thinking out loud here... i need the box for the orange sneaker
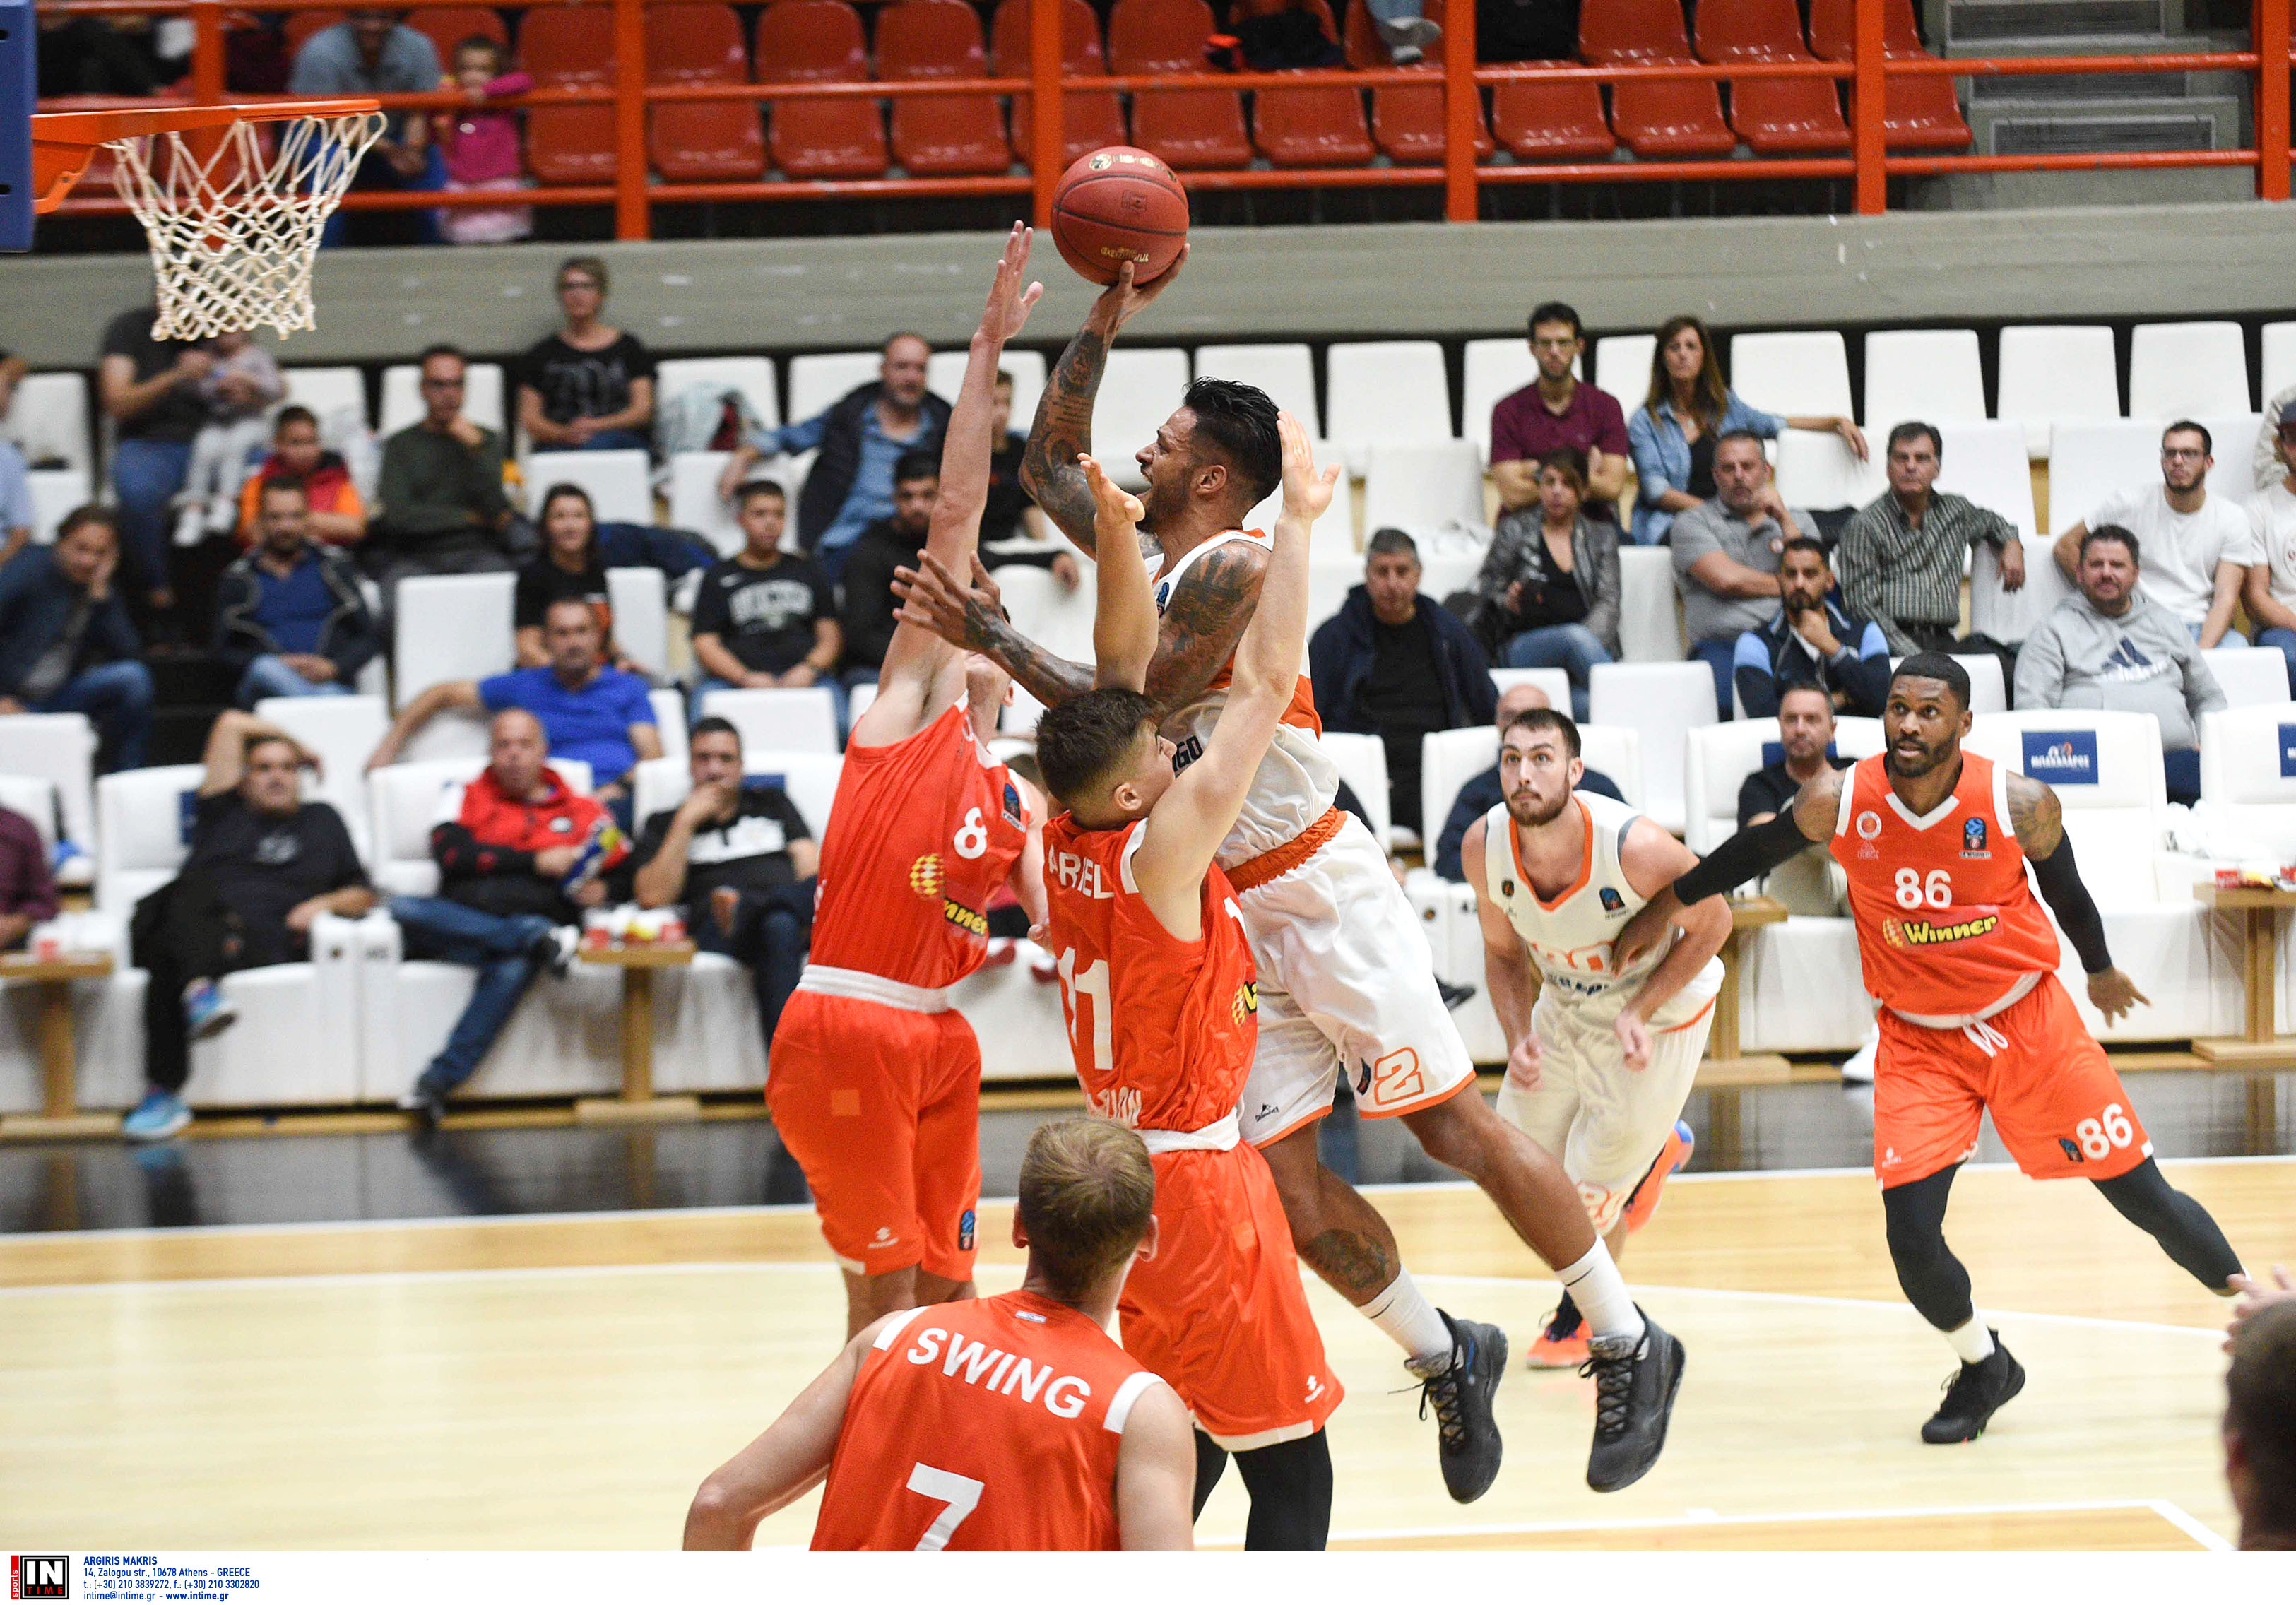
[1622,1120,1695,1236]
[1525,1299,1589,1369]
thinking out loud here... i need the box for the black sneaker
[397,1080,448,1130]
[1412,1309,1508,1503]
[1436,979,1477,1011]
[1582,1308,1685,1493]
[1920,1335,2024,1443]
[527,925,579,980]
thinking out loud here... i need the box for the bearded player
[899,264,1683,1498]
[767,226,1048,1342]
[1618,654,2244,1443]
[1461,707,1720,1373]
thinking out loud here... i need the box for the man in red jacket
[392,707,628,1125]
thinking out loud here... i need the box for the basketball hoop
[28,98,386,342]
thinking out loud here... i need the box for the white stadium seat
[1325,341,1451,468]
[786,351,883,423]
[1419,726,1499,865]
[2129,321,2250,420]
[997,563,1099,667]
[2047,420,2165,530]
[1588,661,1715,834]
[698,686,840,756]
[1194,344,1319,437]
[523,449,651,524]
[1996,325,2119,458]
[1773,427,1884,510]
[0,775,57,856]
[281,366,369,432]
[1729,331,1852,420]
[27,468,90,543]
[0,711,98,852]
[1489,666,1570,709]
[392,571,515,709]
[1361,440,1486,537]
[2201,647,2290,709]
[1934,420,2039,541]
[2262,322,2296,409]
[1614,545,1681,663]
[2,371,93,474]
[653,355,780,437]
[1242,438,1353,557]
[2200,704,2296,858]
[1460,338,1543,463]
[650,689,689,764]
[928,348,1044,435]
[1862,329,1986,430]
[1593,333,1655,403]
[606,567,668,682]
[1970,535,2075,646]
[666,451,744,555]
[1304,552,1363,651]
[1319,731,1395,848]
[1091,349,1190,490]
[379,360,506,438]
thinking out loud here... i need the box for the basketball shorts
[1118,1142,1341,1450]
[1874,973,2153,1188]
[1233,812,1477,1147]
[1496,986,1715,1233]
[768,989,983,1281]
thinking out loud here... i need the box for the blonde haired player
[1462,708,1720,1380]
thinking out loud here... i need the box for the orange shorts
[1875,973,2153,1188]
[768,988,983,1281]
[1118,1142,1340,1451]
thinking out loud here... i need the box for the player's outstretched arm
[1082,454,1155,691]
[2011,772,2150,1023]
[1614,764,1845,966]
[1614,819,1733,1071]
[682,1324,873,1548]
[1461,812,1544,1093]
[1113,1380,1197,1550]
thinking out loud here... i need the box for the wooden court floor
[2,1156,2284,1551]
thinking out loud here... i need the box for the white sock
[1946,1315,1996,1365]
[1361,1271,1454,1371]
[1558,1240,1645,1344]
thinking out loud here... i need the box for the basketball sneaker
[1411,1310,1508,1503]
[1920,1334,2024,1444]
[1526,1293,1589,1369]
[1621,1120,1696,1235]
[1582,1308,1686,1493]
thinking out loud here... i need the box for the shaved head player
[1618,654,2244,1443]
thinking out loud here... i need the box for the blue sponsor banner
[2021,729,2099,786]
[2280,723,2296,778]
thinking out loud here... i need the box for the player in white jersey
[1462,706,1729,1370]
[894,257,1688,1498]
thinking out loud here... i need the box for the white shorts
[1235,812,1478,1147]
[1495,988,1713,1233]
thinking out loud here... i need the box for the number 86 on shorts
[2073,1102,2136,1162]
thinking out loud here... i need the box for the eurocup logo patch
[958,1209,977,1251]
[1155,581,1172,615]
[1962,817,1989,858]
[1599,887,1626,912]
[2021,730,2098,785]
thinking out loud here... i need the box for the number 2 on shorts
[906,1462,985,1550]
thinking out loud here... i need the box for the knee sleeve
[1231,1431,1333,1551]
[2093,1159,2244,1292]
[1881,1167,1976,1332]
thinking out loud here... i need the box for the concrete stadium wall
[6,201,2295,368]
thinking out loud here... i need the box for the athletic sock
[1558,1239,1645,1344]
[1945,1314,1996,1365]
[1362,1271,1454,1370]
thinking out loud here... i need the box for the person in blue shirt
[1623,315,1864,546]
[367,596,662,827]
[290,10,446,247]
[214,478,381,706]
[0,437,35,569]
[713,333,952,583]
[0,506,153,772]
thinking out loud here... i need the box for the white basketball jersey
[1152,530,1339,870]
[1481,791,1721,1024]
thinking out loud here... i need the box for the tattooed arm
[1019,251,1190,553]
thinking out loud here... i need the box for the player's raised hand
[2225,1265,2295,1351]
[892,549,1000,655]
[1277,410,1339,524]
[976,222,1043,348]
[2087,967,2149,1025]
[1505,1031,1543,1093]
[1079,454,1144,547]
[1614,1010,1653,1074]
[1091,249,1188,331]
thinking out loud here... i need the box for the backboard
[1,0,31,252]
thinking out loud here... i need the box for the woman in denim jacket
[1625,316,1864,545]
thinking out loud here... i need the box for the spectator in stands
[516,257,656,454]
[1431,682,1623,881]
[837,449,938,693]
[0,798,57,954]
[390,709,626,1127]
[1626,314,1864,546]
[2256,387,2296,493]
[1836,422,2025,663]
[1737,683,1854,918]
[370,345,519,601]
[290,10,443,248]
[982,370,1079,588]
[369,597,661,827]
[2056,421,2252,649]
[232,405,366,548]
[690,481,843,725]
[1671,432,1806,718]
[1361,0,1440,63]
[1734,535,1890,720]
[718,333,951,582]
[2244,403,2296,694]
[434,35,534,246]
[172,330,284,545]
[2225,1298,2296,1551]
[0,434,32,569]
[627,716,818,1046]
[1310,528,1497,837]
[98,303,207,619]
[2018,526,2225,805]
[514,485,642,673]
[1468,446,1619,721]
[0,350,21,420]
[123,711,373,1142]
[215,479,381,706]
[1491,302,1630,526]
[0,507,153,773]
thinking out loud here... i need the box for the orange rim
[29,97,382,214]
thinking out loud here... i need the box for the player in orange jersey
[767,225,1049,1341]
[685,1118,1197,1551]
[1024,418,1348,1547]
[1620,654,2244,1444]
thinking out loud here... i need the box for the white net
[107,110,388,343]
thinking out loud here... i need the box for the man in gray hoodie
[2015,524,2225,803]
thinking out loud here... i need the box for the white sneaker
[1840,1034,1878,1084]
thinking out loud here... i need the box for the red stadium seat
[991,0,1128,164]
[1238,0,1373,168]
[403,8,507,70]
[1339,0,1491,162]
[878,0,1012,176]
[522,6,617,186]
[1579,0,1736,158]
[1491,68,1616,161]
[756,0,889,179]
[1695,0,1849,154]
[646,3,764,181]
[1109,0,1250,170]
[1806,0,1973,149]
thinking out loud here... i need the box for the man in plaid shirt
[1835,422,2025,658]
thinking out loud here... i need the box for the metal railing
[31,0,2296,237]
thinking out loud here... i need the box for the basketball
[1048,146,1190,286]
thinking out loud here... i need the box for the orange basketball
[1048,147,1190,286]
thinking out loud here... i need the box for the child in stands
[435,35,533,246]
